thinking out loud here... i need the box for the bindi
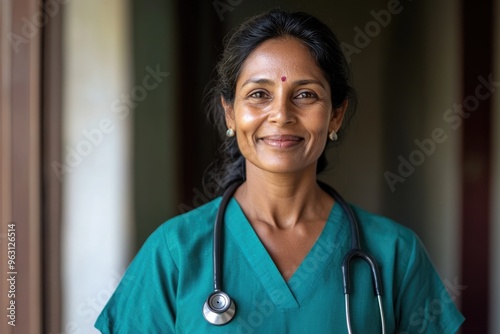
[281,76,287,82]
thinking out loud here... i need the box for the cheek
[239,112,260,127]
[233,107,258,152]
[310,130,328,152]
[234,104,265,132]
[306,114,331,135]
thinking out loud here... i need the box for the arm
[395,233,464,334]
[95,223,178,333]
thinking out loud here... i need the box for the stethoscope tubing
[318,181,385,333]
[212,181,240,292]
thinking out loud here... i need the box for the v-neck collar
[224,197,348,310]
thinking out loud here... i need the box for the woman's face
[223,37,346,176]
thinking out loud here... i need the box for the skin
[222,37,348,281]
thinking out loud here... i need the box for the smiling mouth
[260,135,304,148]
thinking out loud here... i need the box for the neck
[234,162,333,230]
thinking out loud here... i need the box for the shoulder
[139,197,221,250]
[153,197,222,263]
[349,207,466,332]
[95,197,225,333]
[161,197,222,234]
[350,204,418,249]
[348,204,428,286]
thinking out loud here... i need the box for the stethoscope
[202,181,386,334]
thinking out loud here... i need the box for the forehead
[237,37,326,84]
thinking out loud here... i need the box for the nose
[268,95,295,126]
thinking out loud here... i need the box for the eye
[295,91,317,99]
[249,90,269,99]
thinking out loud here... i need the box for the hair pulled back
[203,8,357,196]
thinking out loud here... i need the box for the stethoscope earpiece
[202,290,236,325]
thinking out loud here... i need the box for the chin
[250,160,316,175]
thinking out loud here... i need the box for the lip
[259,135,304,148]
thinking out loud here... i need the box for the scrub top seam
[161,223,180,274]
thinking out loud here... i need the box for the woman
[96,9,464,333]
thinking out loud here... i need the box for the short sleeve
[396,233,465,333]
[95,224,178,333]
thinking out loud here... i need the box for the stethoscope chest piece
[202,290,236,325]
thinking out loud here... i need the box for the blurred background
[0,0,498,333]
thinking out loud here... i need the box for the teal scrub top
[95,197,464,333]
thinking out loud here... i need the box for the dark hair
[203,8,357,196]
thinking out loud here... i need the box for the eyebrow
[241,78,275,87]
[293,79,325,88]
[240,78,325,88]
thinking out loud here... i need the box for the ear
[221,96,235,130]
[329,99,348,132]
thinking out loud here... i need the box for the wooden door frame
[0,0,63,333]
